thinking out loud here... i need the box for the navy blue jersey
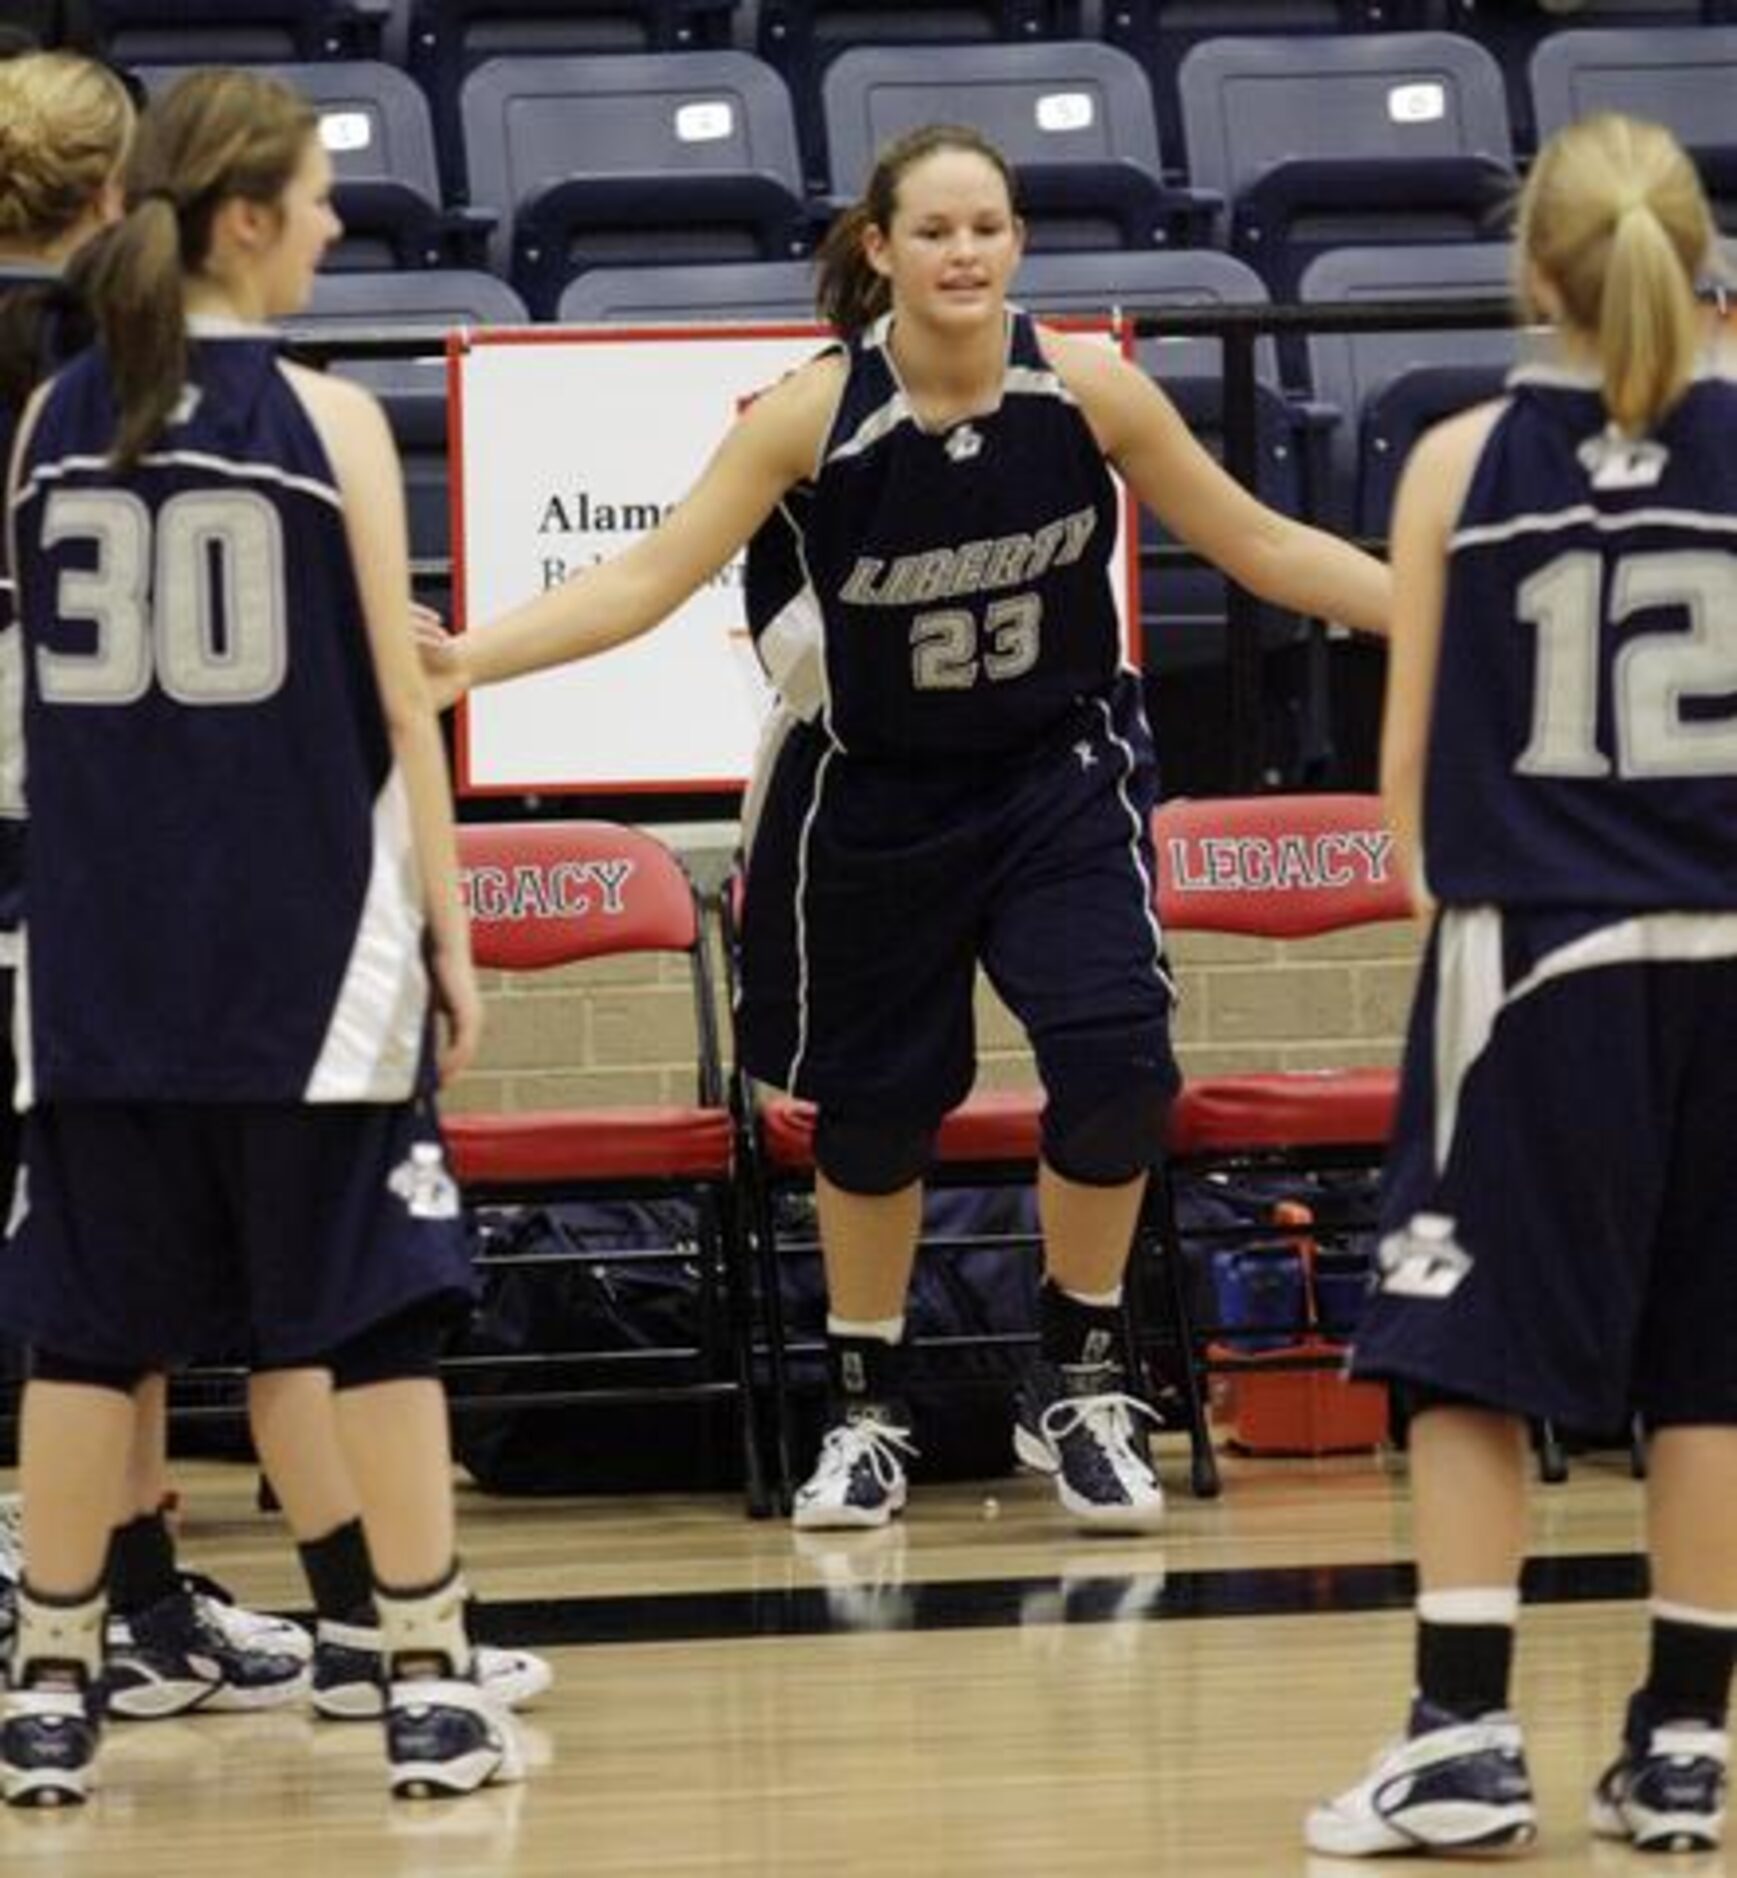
[744,309,1124,761]
[0,263,85,949]
[1425,366,1737,909]
[12,321,428,1102]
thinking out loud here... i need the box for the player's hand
[416,618,470,712]
[431,938,484,1087]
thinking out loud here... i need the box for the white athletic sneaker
[1590,1718,1728,1854]
[1014,1361,1165,1533]
[791,1410,916,1531]
[1306,1701,1538,1857]
[313,1620,552,1720]
[386,1675,525,1800]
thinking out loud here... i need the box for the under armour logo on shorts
[1377,1212,1472,1299]
[387,1143,460,1220]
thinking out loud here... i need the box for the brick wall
[444,834,1427,1114]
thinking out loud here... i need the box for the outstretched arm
[438,354,842,700]
[1045,330,1392,639]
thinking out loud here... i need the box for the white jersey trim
[304,768,429,1102]
[1431,906,1737,1171]
[826,393,908,467]
[1090,685,1174,1003]
[15,448,341,515]
[0,623,22,821]
[756,503,827,724]
[786,741,839,1093]
[12,926,32,1112]
[1451,503,1737,553]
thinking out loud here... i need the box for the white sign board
[451,322,1138,798]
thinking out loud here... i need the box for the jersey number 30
[1519,547,1737,778]
[36,488,288,707]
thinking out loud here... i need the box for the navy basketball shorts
[1353,905,1737,1430]
[736,670,1179,1133]
[0,1095,476,1371]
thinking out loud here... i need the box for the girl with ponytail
[1,66,526,1806]
[1310,115,1737,1860]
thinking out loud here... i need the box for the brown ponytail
[76,67,317,468]
[1517,113,1713,435]
[814,123,1018,339]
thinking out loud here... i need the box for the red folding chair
[442,821,771,1517]
[1148,793,1412,1498]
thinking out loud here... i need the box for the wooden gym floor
[0,1438,1713,1877]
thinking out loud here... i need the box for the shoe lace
[807,1415,917,1497]
[1039,1392,1160,1481]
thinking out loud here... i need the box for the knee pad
[812,1111,937,1196]
[326,1297,462,1392]
[30,1347,150,1394]
[1042,1083,1172,1187]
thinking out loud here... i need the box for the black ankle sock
[105,1511,179,1616]
[1416,1620,1515,1721]
[1630,1616,1737,1743]
[297,1518,376,1626]
[825,1334,905,1416]
[1038,1280,1126,1374]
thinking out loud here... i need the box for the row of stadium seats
[123,30,1737,317]
[290,228,1736,577]
[59,2,1737,181]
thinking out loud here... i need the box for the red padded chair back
[459,821,698,968]
[1153,794,1413,939]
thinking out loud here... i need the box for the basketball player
[1307,115,1737,1857]
[1,68,520,1804]
[423,124,1389,1535]
[0,49,549,1737]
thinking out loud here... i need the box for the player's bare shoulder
[1033,321,1124,395]
[1032,319,1155,454]
[280,357,395,490]
[738,344,847,483]
[1401,396,1508,534]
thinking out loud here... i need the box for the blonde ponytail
[1517,113,1713,435]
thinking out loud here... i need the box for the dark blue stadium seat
[820,40,1204,251]
[286,270,530,564]
[407,1,742,199]
[557,258,820,324]
[759,2,1070,188]
[131,61,476,273]
[459,51,809,316]
[1444,1,1735,150]
[1299,242,1519,534]
[1529,27,1737,229]
[90,0,382,61]
[1094,0,1433,172]
[1179,32,1516,301]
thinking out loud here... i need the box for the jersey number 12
[1518,547,1737,779]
